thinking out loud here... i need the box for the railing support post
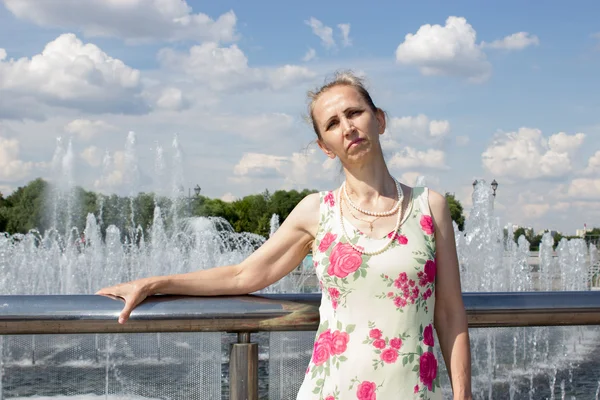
[229,332,258,400]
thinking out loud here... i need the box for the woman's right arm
[96,192,321,323]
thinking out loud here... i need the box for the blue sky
[0,0,599,235]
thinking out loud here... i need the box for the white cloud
[388,147,447,170]
[80,146,103,167]
[395,16,492,83]
[154,87,188,111]
[221,192,236,202]
[481,128,585,180]
[521,203,551,219]
[567,178,600,199]
[398,172,440,188]
[2,0,238,44]
[583,151,600,175]
[158,42,316,92]
[456,135,470,146]
[201,112,295,141]
[0,136,34,181]
[305,17,335,48]
[233,153,288,178]
[338,23,352,47]
[548,131,586,153]
[382,114,451,150]
[0,33,147,114]
[481,32,540,50]
[65,119,116,141]
[232,148,334,187]
[303,48,316,62]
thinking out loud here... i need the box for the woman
[97,71,472,399]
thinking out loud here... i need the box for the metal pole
[229,332,258,400]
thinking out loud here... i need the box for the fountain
[0,136,598,399]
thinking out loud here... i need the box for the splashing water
[0,145,598,399]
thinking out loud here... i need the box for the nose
[340,116,355,137]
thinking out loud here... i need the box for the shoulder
[426,189,448,212]
[397,180,448,221]
[294,191,322,211]
[424,188,452,228]
[285,191,324,237]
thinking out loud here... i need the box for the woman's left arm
[429,190,472,400]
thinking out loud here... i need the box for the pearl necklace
[342,179,403,217]
[338,185,406,256]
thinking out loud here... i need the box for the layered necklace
[339,178,405,256]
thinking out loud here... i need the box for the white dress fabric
[296,185,443,400]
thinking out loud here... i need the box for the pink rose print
[423,324,434,347]
[373,339,386,349]
[319,232,337,252]
[380,348,398,364]
[387,232,408,245]
[420,215,434,235]
[331,330,349,355]
[369,328,382,339]
[419,351,438,391]
[423,288,432,300]
[389,337,402,350]
[414,385,419,393]
[325,396,335,400]
[324,191,335,207]
[424,260,436,283]
[328,287,340,309]
[393,296,407,308]
[356,381,377,400]
[327,242,363,278]
[311,329,332,366]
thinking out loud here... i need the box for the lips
[347,138,364,149]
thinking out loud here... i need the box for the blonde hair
[306,70,383,139]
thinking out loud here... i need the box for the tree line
[3,178,593,251]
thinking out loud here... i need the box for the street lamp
[187,184,201,215]
[491,179,498,197]
[472,179,499,207]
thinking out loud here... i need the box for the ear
[376,108,386,135]
[317,139,337,159]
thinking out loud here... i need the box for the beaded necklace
[338,179,407,256]
[342,179,403,217]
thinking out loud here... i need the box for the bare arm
[429,190,472,400]
[97,192,320,323]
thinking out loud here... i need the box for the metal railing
[1,291,600,399]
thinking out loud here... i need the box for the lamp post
[473,179,499,208]
[187,184,202,215]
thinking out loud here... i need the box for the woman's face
[313,85,385,165]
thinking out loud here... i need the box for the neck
[342,156,396,202]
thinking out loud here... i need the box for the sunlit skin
[96,83,472,399]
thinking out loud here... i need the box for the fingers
[95,286,141,324]
[118,294,145,324]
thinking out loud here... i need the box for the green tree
[232,193,269,235]
[2,178,49,234]
[445,193,465,231]
[585,228,600,246]
[0,191,7,232]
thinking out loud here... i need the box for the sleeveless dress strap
[415,186,431,217]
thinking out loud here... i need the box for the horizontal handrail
[0,291,599,335]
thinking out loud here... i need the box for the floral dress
[296,186,442,400]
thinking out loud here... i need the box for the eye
[326,119,338,130]
[348,109,362,118]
